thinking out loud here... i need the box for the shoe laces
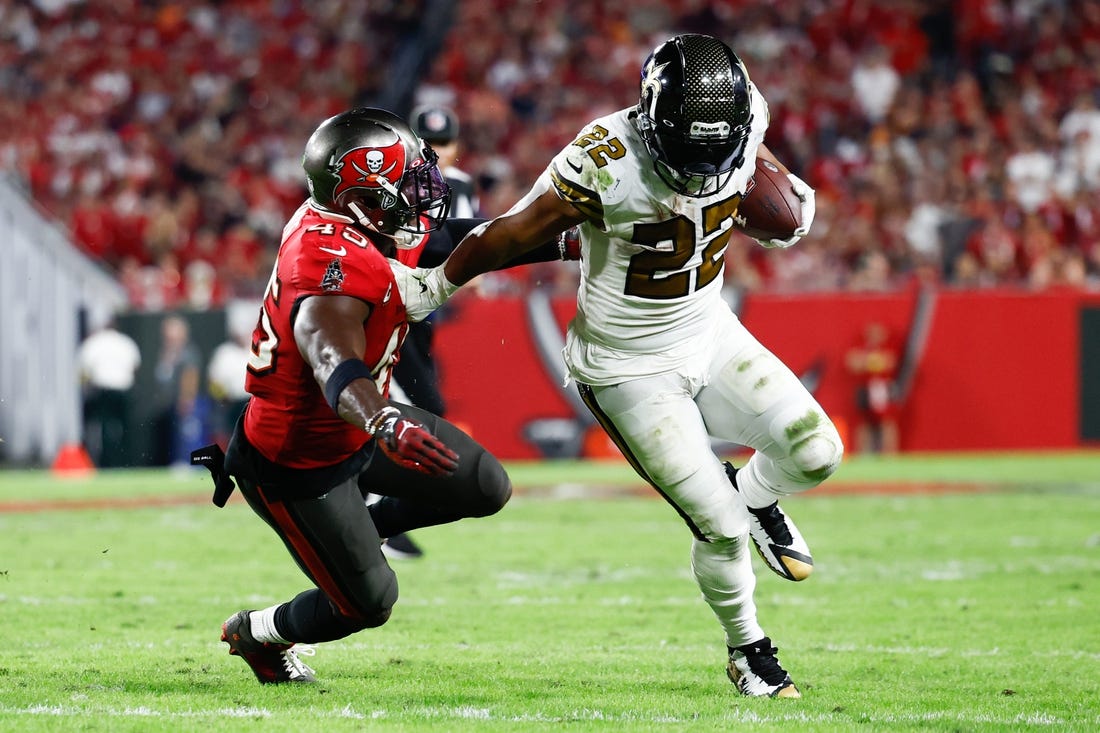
[281,644,316,679]
[726,463,795,547]
[749,503,794,546]
[733,639,788,687]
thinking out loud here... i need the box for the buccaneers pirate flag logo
[330,139,407,208]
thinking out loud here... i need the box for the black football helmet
[636,34,754,196]
[302,107,451,237]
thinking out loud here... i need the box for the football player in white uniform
[396,34,843,698]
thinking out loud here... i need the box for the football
[735,158,802,241]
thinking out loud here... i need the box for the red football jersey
[242,202,425,468]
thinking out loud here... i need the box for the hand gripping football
[735,158,803,241]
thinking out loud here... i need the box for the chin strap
[345,203,425,250]
[346,201,380,231]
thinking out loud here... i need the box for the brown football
[735,158,802,241]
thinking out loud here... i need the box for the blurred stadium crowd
[4,0,1100,311]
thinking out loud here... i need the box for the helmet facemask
[336,145,451,241]
[638,113,752,196]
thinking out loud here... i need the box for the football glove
[389,260,460,323]
[756,173,816,249]
[559,226,581,260]
[373,409,459,476]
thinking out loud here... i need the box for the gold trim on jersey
[550,164,604,223]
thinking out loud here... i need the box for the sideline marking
[0,481,997,514]
[0,493,227,514]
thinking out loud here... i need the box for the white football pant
[579,308,843,647]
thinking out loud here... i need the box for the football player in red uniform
[197,107,572,684]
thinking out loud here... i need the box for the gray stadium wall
[0,177,127,466]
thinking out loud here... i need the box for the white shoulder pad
[549,111,639,214]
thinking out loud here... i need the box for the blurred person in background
[206,300,257,445]
[398,104,483,418]
[411,105,480,220]
[151,314,206,468]
[201,107,575,685]
[845,321,901,454]
[78,314,142,468]
[396,34,843,698]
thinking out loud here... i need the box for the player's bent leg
[365,404,512,526]
[733,404,843,503]
[463,446,512,517]
[722,406,840,582]
[232,475,399,625]
[278,489,399,634]
[581,376,798,692]
[748,403,840,581]
[227,513,398,686]
[699,340,844,499]
[698,329,842,581]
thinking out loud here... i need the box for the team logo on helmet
[640,59,668,118]
[330,141,407,206]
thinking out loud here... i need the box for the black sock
[276,589,364,643]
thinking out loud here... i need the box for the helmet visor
[398,150,451,233]
[655,119,750,178]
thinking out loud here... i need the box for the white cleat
[725,462,814,581]
[727,637,801,698]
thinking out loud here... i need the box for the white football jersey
[545,85,769,385]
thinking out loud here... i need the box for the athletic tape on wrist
[365,406,401,436]
[324,359,374,412]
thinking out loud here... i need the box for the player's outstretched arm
[393,188,585,322]
[445,188,585,286]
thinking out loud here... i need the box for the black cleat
[221,610,316,684]
[382,532,424,560]
[727,637,801,698]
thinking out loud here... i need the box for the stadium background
[1,0,1099,466]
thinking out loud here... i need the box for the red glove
[560,226,581,260]
[374,411,459,476]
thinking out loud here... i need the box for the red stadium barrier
[433,289,1100,458]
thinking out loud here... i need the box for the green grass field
[1,452,1098,731]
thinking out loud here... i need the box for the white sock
[690,536,764,648]
[735,454,784,509]
[249,605,291,644]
